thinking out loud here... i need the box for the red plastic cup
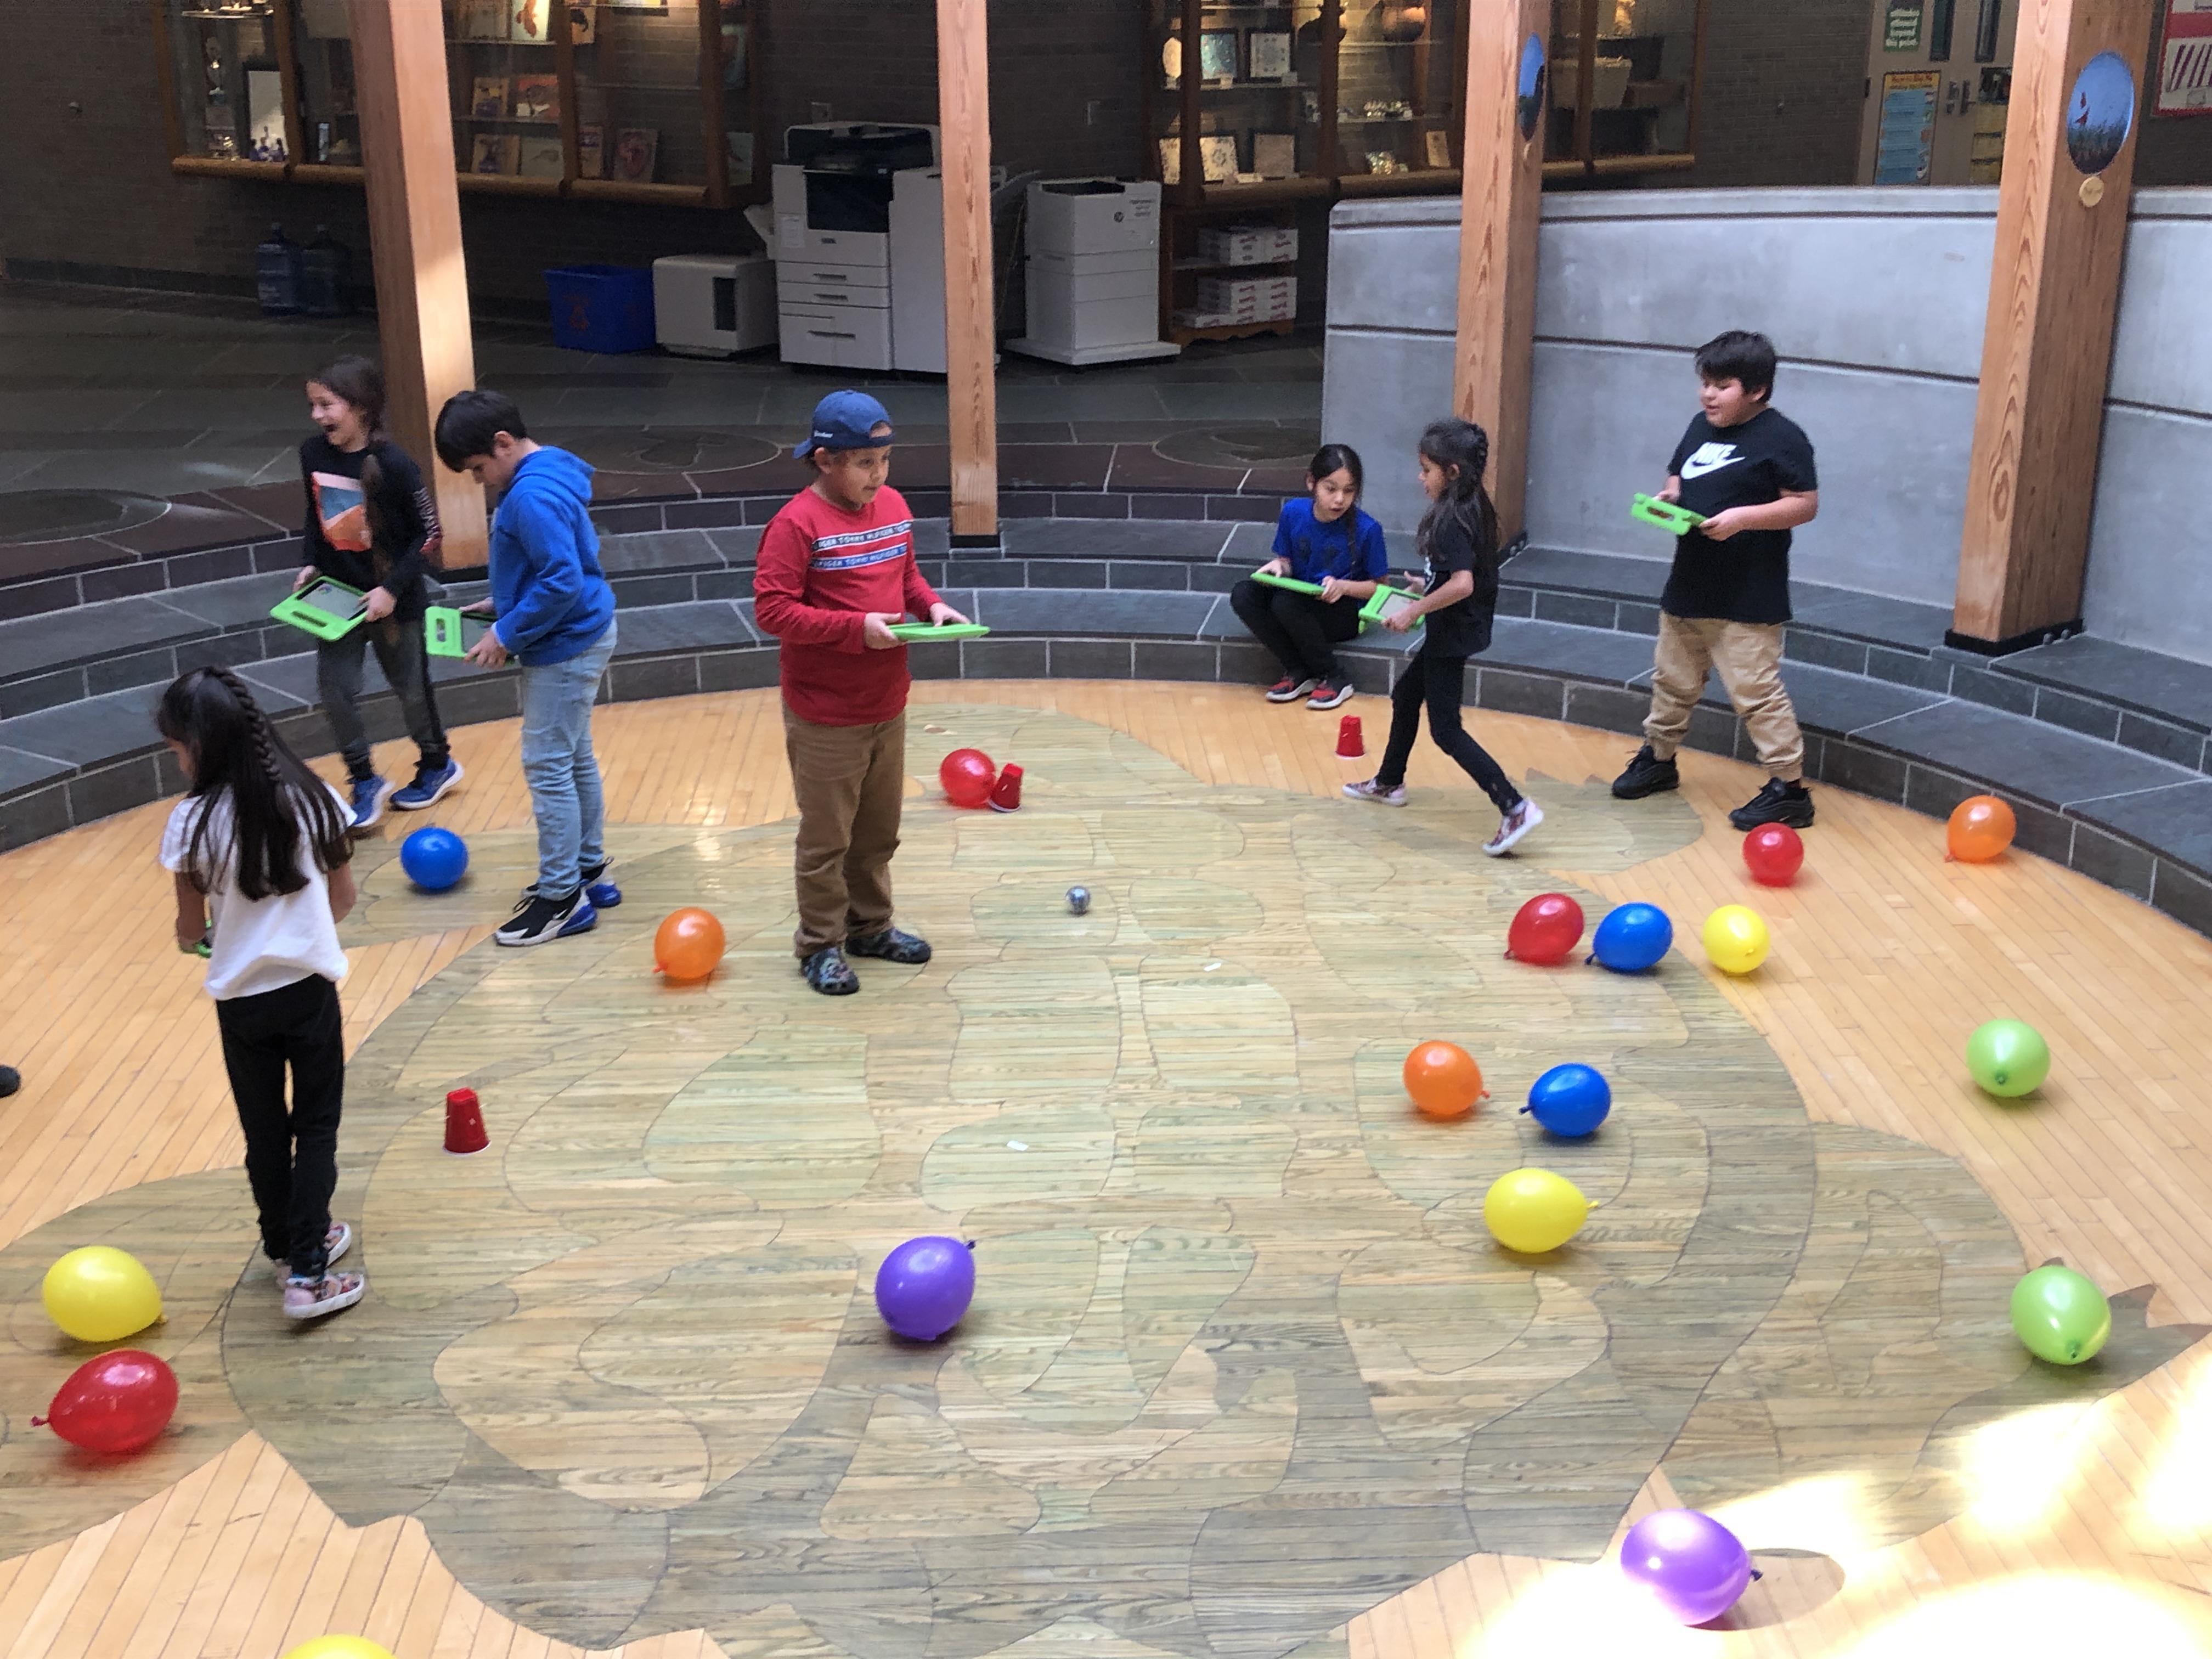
[988,762,1024,812]
[444,1087,488,1155]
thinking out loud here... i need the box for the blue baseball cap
[794,390,896,459]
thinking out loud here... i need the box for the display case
[1546,0,1706,180]
[153,0,766,207]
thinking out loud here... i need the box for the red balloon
[36,1350,178,1454]
[939,748,997,809]
[1742,824,1804,886]
[1505,893,1585,964]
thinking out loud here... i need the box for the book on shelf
[459,0,506,41]
[470,132,520,173]
[510,0,550,44]
[578,123,605,177]
[518,136,565,178]
[1199,29,1238,82]
[1252,132,1296,178]
[567,2,596,44]
[512,72,558,120]
[1200,134,1238,182]
[470,76,509,119]
[613,127,658,183]
[1249,31,1293,80]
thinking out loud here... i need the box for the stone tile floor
[0,281,1325,505]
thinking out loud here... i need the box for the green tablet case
[269,576,370,641]
[1630,493,1707,534]
[424,606,494,659]
[889,622,992,642]
[1250,569,1424,633]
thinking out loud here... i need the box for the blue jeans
[518,619,617,898]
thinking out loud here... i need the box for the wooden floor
[2,681,2211,1658]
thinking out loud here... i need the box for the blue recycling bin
[545,264,657,353]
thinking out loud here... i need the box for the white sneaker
[267,1219,352,1280]
[284,1269,366,1321]
[1484,798,1543,856]
[1343,777,1407,808]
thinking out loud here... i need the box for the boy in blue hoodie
[435,390,621,947]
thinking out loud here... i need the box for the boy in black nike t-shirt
[1612,330,1820,831]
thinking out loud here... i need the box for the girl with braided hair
[157,666,369,1321]
[1344,418,1543,856]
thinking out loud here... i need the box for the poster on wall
[1875,70,1939,183]
[2157,0,2212,115]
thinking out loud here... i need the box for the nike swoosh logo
[1679,444,1743,481]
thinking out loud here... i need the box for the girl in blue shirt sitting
[1231,443,1391,710]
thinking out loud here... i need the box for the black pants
[1229,578,1365,682]
[1376,644,1523,812]
[317,615,449,781]
[215,973,345,1278]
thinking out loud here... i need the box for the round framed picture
[2065,50,2135,176]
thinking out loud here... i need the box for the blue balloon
[875,1235,976,1341]
[399,826,470,892]
[1522,1063,1612,1137]
[1589,902,1672,972]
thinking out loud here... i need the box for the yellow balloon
[42,1245,162,1342]
[1701,904,1771,975]
[283,1638,397,1659]
[1483,1168,1590,1253]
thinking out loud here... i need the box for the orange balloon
[1403,1040,1485,1120]
[1946,795,2016,864]
[654,907,726,982]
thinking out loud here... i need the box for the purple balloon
[874,1235,976,1341]
[1619,1508,1752,1625]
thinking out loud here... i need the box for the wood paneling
[1453,0,1548,540]
[1953,0,2157,647]
[346,0,487,569]
[3,684,2210,1659]
[936,0,999,539]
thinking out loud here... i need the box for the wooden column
[936,0,998,541]
[1453,0,1548,543]
[347,0,485,567]
[1951,0,2154,651]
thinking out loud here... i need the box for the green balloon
[2010,1265,2111,1365]
[1966,1019,2050,1098]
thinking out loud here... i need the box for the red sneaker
[1266,675,1319,703]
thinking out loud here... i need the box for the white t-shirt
[160,785,352,1001]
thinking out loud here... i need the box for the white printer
[1007,178,1180,366]
[770,122,947,373]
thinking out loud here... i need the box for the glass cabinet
[154,0,765,207]
[1546,0,1705,179]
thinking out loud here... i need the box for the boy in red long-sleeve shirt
[754,391,969,995]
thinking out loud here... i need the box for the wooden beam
[1952,0,2155,650]
[1452,0,1548,543]
[936,0,998,540]
[346,0,486,569]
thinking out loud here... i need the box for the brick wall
[1674,0,1876,188]
[0,0,1143,308]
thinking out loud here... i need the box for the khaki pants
[784,706,907,958]
[1644,612,1804,782]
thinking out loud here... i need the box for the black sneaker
[1730,778,1815,831]
[1266,675,1319,703]
[1306,680,1353,711]
[847,927,932,965]
[1611,744,1681,800]
[494,888,598,947]
[802,945,860,995]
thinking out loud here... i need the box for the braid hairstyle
[309,353,395,580]
[1415,416,1501,577]
[157,667,352,901]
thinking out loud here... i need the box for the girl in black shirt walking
[1344,419,1542,857]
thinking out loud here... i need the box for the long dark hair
[309,353,394,573]
[157,667,352,901]
[1415,417,1500,571]
[1307,442,1364,501]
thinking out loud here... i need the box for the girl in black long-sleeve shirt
[296,354,461,829]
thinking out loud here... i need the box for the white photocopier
[1007,178,1180,366]
[770,122,948,373]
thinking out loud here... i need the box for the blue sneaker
[348,775,389,831]
[494,889,598,947]
[391,758,464,811]
[582,859,622,910]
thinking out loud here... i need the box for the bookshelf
[153,0,767,208]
